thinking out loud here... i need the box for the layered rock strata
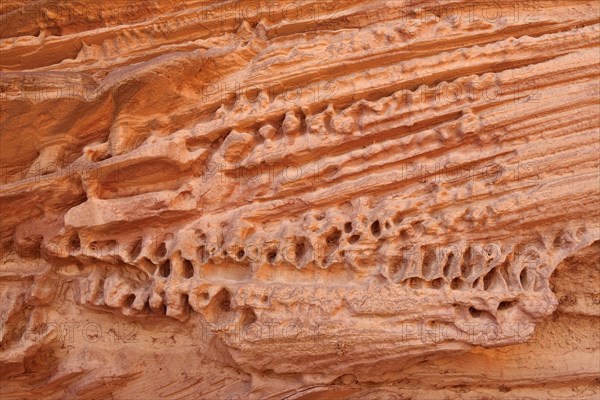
[1,1,599,399]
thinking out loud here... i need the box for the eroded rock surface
[1,1,599,399]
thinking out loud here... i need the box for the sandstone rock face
[1,1,599,399]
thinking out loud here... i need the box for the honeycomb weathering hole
[498,301,515,311]
[216,289,232,312]
[241,307,257,327]
[295,240,307,262]
[344,222,352,233]
[236,249,245,260]
[443,254,453,277]
[520,268,532,290]
[370,220,381,237]
[5,5,599,396]
[460,248,473,278]
[197,245,208,262]
[183,259,194,278]
[129,238,142,259]
[181,294,190,312]
[125,294,135,308]
[159,260,171,278]
[326,228,341,247]
[431,278,443,288]
[451,278,461,290]
[69,234,81,252]
[469,307,481,318]
[155,242,167,258]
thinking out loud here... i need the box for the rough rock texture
[1,1,599,399]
